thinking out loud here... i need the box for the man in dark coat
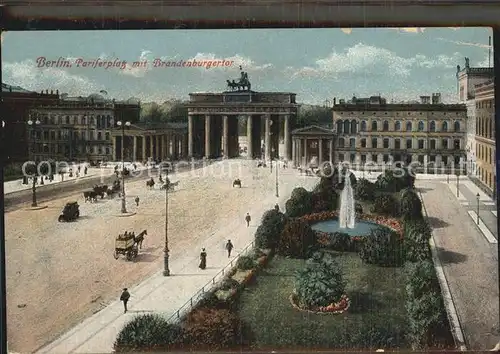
[225,240,234,258]
[135,196,140,206]
[120,288,130,313]
[245,213,251,227]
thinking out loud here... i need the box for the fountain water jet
[338,170,356,229]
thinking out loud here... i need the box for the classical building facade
[474,80,496,196]
[186,92,297,160]
[332,95,467,169]
[26,94,140,163]
[457,58,494,175]
[110,122,188,162]
[291,125,335,167]
[2,84,59,163]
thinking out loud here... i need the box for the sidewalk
[36,166,318,353]
[419,180,499,350]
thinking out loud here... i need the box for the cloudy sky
[1,27,492,104]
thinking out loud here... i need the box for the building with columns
[457,58,494,175]
[185,91,297,161]
[291,125,335,167]
[332,94,467,169]
[474,80,496,197]
[110,122,188,162]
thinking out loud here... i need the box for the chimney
[432,93,441,104]
[420,96,430,104]
[333,97,336,105]
[56,89,59,95]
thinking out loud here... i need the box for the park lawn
[238,252,409,350]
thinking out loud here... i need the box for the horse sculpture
[232,179,242,188]
[134,230,147,249]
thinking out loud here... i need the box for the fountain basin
[310,218,385,237]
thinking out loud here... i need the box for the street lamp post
[28,116,41,207]
[476,193,480,225]
[163,167,170,276]
[116,120,131,213]
[456,172,460,198]
[275,157,279,197]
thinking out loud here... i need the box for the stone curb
[24,205,48,211]
[114,212,136,217]
[418,190,468,351]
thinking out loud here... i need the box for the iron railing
[165,240,255,324]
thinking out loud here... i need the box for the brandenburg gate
[185,68,298,161]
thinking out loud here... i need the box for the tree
[354,178,376,201]
[294,252,346,307]
[400,189,423,220]
[295,105,332,129]
[285,187,313,217]
[166,102,188,122]
[255,209,288,249]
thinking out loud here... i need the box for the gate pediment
[291,125,335,136]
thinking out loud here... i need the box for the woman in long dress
[199,248,207,270]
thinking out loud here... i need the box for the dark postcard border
[1,1,500,353]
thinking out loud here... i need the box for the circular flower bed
[290,293,350,314]
[299,211,403,237]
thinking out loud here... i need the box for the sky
[1,27,493,105]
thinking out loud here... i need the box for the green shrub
[371,194,399,216]
[326,232,352,252]
[404,219,432,243]
[404,260,439,299]
[406,291,445,349]
[236,255,255,270]
[285,188,313,217]
[358,227,405,267]
[114,314,183,352]
[278,218,318,258]
[255,209,287,249]
[294,252,346,308]
[355,202,363,214]
[350,326,403,349]
[354,178,376,201]
[219,277,240,291]
[247,248,265,259]
[405,238,431,263]
[400,189,423,220]
[376,168,414,192]
[182,308,242,350]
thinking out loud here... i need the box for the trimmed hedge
[278,218,318,259]
[114,314,183,352]
[371,194,399,216]
[236,255,255,270]
[358,227,405,267]
[354,178,376,201]
[404,218,432,263]
[255,209,288,249]
[400,188,424,220]
[285,187,313,217]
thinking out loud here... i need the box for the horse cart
[114,233,139,261]
[58,202,80,222]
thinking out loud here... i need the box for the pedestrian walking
[135,196,140,206]
[84,166,88,175]
[245,213,251,227]
[225,240,234,258]
[120,288,130,313]
[199,248,207,269]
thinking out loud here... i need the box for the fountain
[338,170,356,229]
[310,169,387,237]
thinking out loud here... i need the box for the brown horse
[134,230,147,249]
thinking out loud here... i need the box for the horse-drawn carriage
[113,230,147,261]
[114,232,139,261]
[58,202,80,222]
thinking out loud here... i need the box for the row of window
[337,137,461,150]
[336,119,462,134]
[34,144,111,156]
[32,113,113,129]
[338,153,462,166]
[476,116,495,139]
[477,143,494,165]
[478,167,495,191]
[476,100,494,109]
[30,130,111,141]
[337,111,462,116]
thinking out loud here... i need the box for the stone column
[292,138,297,166]
[149,135,154,160]
[112,136,117,160]
[284,115,290,160]
[318,139,323,165]
[264,115,271,161]
[162,135,167,160]
[188,115,194,158]
[156,135,161,160]
[304,139,308,166]
[133,136,137,161]
[205,115,211,158]
[329,139,333,162]
[246,115,253,159]
[298,139,303,166]
[142,136,147,162]
[223,115,229,159]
